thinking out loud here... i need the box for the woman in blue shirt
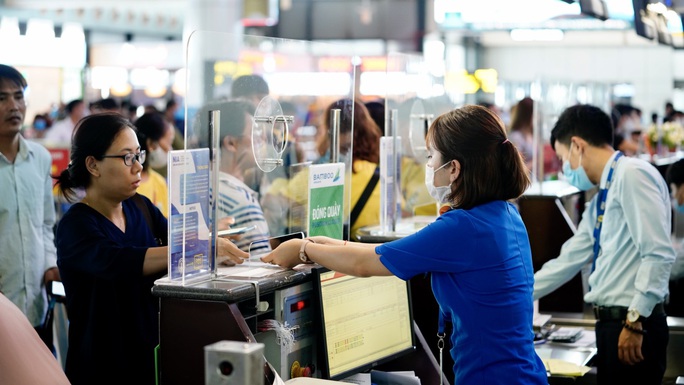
[53,113,248,385]
[263,105,547,385]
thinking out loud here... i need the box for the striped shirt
[217,172,271,255]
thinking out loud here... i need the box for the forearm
[310,236,381,249]
[305,243,391,277]
[143,246,169,275]
[631,255,674,315]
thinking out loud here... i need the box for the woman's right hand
[216,237,249,265]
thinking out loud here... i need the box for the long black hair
[53,113,136,202]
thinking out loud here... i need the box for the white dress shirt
[534,151,675,317]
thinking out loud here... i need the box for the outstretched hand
[217,217,243,241]
[260,239,305,269]
[217,237,249,265]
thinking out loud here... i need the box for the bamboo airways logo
[312,167,341,184]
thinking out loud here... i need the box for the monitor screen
[633,0,657,40]
[311,267,415,380]
[579,0,609,20]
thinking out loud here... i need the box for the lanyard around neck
[591,151,623,274]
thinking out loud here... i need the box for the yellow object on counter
[542,359,592,377]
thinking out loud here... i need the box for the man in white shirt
[44,99,85,144]
[533,104,674,385]
[0,64,60,351]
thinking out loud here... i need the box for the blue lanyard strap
[591,151,623,273]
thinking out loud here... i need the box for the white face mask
[425,161,452,204]
[147,145,168,169]
[621,118,637,133]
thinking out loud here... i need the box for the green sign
[308,163,345,238]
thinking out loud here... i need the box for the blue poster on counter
[168,148,211,281]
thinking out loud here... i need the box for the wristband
[623,322,647,335]
[299,239,315,264]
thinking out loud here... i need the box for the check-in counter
[153,267,310,385]
[539,312,684,382]
[518,181,587,314]
[152,265,447,385]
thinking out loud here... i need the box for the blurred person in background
[134,112,171,217]
[44,98,86,145]
[478,100,503,119]
[611,104,640,156]
[508,97,534,171]
[143,104,159,115]
[365,100,386,136]
[121,100,139,123]
[264,99,382,240]
[22,113,52,139]
[196,99,272,254]
[664,101,676,123]
[231,74,269,107]
[328,98,382,238]
[90,98,120,114]
[164,98,185,151]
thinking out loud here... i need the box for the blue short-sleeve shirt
[376,200,546,385]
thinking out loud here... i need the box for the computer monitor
[311,267,415,380]
[579,0,609,21]
[633,0,657,40]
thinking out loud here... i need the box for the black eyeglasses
[101,150,146,166]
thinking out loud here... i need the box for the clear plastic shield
[165,31,356,283]
[383,52,452,219]
[497,79,612,183]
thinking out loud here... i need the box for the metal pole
[209,109,220,276]
[330,109,341,163]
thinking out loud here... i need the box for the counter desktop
[153,261,446,385]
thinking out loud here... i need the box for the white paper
[340,373,371,385]
[217,263,282,278]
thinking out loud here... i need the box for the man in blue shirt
[0,64,60,350]
[534,104,675,385]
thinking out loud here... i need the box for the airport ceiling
[2,0,684,41]
[0,0,189,38]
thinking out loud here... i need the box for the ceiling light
[0,17,20,38]
[26,18,54,39]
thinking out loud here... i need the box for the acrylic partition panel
[533,81,612,182]
[383,52,453,226]
[166,31,356,283]
[498,80,612,183]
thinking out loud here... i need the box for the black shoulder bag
[131,193,164,246]
[349,165,380,232]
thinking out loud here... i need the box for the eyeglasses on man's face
[101,150,146,166]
